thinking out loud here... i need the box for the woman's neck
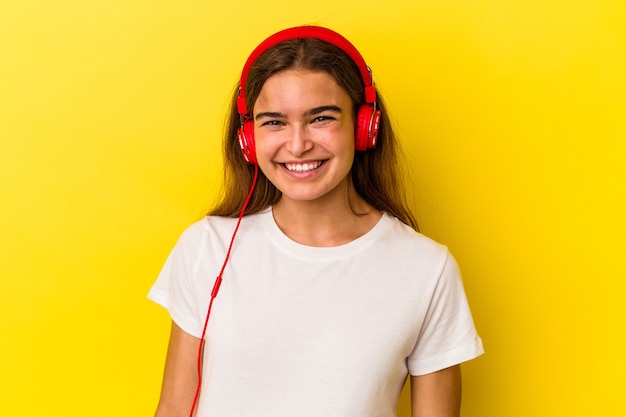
[271,191,382,247]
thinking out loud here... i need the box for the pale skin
[154,69,462,417]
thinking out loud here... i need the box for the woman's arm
[154,321,202,417]
[410,365,462,417]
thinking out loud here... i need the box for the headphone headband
[237,25,377,116]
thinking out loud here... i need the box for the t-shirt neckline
[259,208,394,261]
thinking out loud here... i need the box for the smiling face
[253,69,356,207]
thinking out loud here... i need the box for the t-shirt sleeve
[147,222,206,338]
[407,251,484,375]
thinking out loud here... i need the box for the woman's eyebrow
[304,105,342,116]
[255,111,286,121]
[254,105,342,121]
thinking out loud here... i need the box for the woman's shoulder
[382,213,451,259]
[383,214,445,245]
[177,210,269,243]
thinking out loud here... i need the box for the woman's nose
[285,126,313,156]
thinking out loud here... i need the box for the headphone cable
[189,164,259,416]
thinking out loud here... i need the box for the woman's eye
[313,115,334,123]
[262,120,283,127]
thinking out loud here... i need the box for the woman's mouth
[283,160,324,173]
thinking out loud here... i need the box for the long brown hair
[208,36,418,231]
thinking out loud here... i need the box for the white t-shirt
[149,209,483,417]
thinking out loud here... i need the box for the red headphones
[236,26,381,165]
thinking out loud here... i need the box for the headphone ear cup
[355,104,381,151]
[237,120,257,164]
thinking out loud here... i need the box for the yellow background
[1,1,624,416]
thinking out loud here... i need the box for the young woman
[149,26,483,417]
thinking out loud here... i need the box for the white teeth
[285,161,322,172]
